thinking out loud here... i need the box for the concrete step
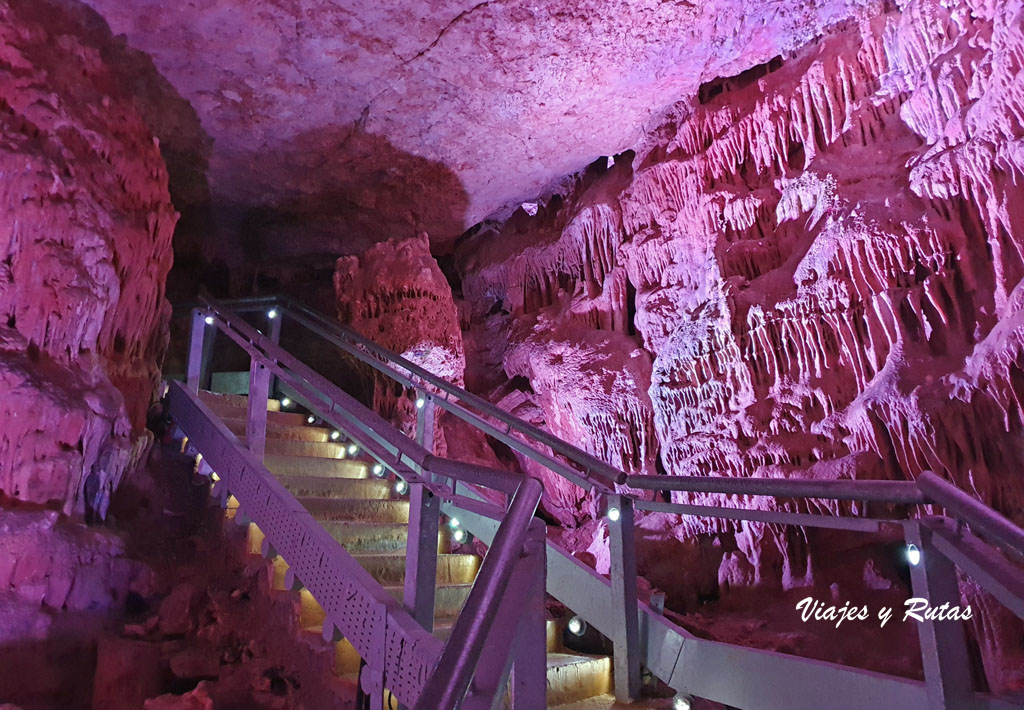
[320,521,449,554]
[546,653,613,706]
[553,695,671,710]
[349,552,479,586]
[299,497,410,524]
[298,583,471,629]
[264,455,369,479]
[279,476,392,500]
[223,417,330,443]
[260,439,349,458]
[199,390,280,411]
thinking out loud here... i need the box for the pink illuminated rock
[457,0,1024,688]
[71,0,879,256]
[0,2,177,513]
[335,233,466,446]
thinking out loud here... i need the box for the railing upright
[405,390,442,633]
[607,494,642,701]
[246,358,270,460]
[905,520,976,710]
[186,308,209,394]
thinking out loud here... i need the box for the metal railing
[170,301,549,709]
[172,295,1024,710]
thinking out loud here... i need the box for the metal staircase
[165,295,1024,710]
[200,389,617,708]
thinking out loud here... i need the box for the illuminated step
[545,653,613,706]
[264,455,369,479]
[298,583,472,629]
[279,476,392,500]
[299,497,410,524]
[319,521,448,554]
[222,417,330,442]
[349,552,479,586]
[260,439,349,458]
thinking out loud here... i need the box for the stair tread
[546,652,611,669]
[552,695,671,710]
[265,454,369,478]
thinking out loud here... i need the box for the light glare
[907,543,922,566]
[268,308,278,319]
[415,397,426,409]
[607,506,621,522]
[204,315,215,325]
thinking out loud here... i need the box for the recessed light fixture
[907,543,922,566]
[567,616,586,636]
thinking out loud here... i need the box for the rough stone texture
[456,0,1024,690]
[0,510,146,611]
[0,1,177,514]
[335,233,467,445]
[72,0,879,263]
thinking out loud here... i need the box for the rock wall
[456,0,1024,689]
[0,2,177,515]
[335,233,465,444]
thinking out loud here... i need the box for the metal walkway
[166,295,1024,710]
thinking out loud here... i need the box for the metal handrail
[279,297,625,488]
[917,472,1024,557]
[175,295,1024,709]
[190,299,547,708]
[414,477,544,709]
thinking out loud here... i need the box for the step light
[371,463,384,477]
[280,397,292,409]
[306,415,316,424]
[606,506,621,522]
[567,616,586,636]
[204,315,215,325]
[330,431,340,441]
[673,695,693,710]
[453,528,468,544]
[395,479,409,496]
[347,443,359,456]
[267,308,278,319]
[907,543,922,566]
[415,397,426,409]
[448,517,460,530]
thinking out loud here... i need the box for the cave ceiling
[78,0,874,250]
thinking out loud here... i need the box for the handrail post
[509,518,547,709]
[404,482,440,632]
[608,494,641,701]
[415,390,436,457]
[905,521,974,709]
[267,305,283,398]
[406,389,441,633]
[186,308,209,394]
[247,358,270,461]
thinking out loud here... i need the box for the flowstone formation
[456,0,1024,690]
[0,3,177,515]
[335,234,466,446]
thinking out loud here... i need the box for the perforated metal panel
[167,383,442,705]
